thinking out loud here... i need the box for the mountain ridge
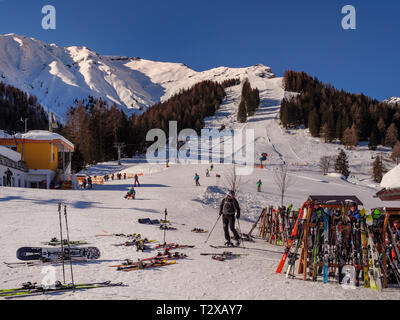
[0,33,275,120]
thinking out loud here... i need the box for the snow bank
[381,164,400,189]
[328,172,346,180]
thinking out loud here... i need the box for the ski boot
[225,241,233,247]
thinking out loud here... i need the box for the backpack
[222,198,236,215]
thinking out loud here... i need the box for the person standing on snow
[256,179,262,192]
[4,168,13,187]
[205,169,210,177]
[134,174,141,187]
[219,190,241,246]
[194,173,200,186]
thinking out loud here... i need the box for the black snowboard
[17,247,101,261]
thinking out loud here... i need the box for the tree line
[63,79,239,171]
[0,82,50,133]
[237,78,260,123]
[280,71,400,150]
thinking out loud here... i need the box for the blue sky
[0,0,399,100]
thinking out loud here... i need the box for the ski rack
[255,206,295,245]
[382,207,400,288]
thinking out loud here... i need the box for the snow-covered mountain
[0,33,275,119]
[383,97,400,105]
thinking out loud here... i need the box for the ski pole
[64,205,75,291]
[58,203,66,284]
[237,218,245,248]
[163,208,168,245]
[204,214,221,244]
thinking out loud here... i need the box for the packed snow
[1,76,400,300]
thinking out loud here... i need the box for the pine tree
[237,100,247,123]
[391,141,400,164]
[385,123,399,148]
[335,149,350,179]
[372,155,385,183]
[368,131,378,150]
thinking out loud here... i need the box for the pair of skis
[0,281,125,298]
[276,201,309,275]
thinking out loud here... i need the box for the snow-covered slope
[2,76,400,299]
[0,33,274,119]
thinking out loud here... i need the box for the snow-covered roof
[14,130,74,150]
[0,145,21,162]
[0,130,13,139]
[381,164,400,189]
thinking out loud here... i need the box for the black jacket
[220,196,241,217]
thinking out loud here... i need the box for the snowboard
[17,246,101,261]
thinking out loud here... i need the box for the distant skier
[87,176,93,189]
[256,179,262,192]
[4,168,13,187]
[124,187,136,199]
[194,173,200,186]
[82,178,87,190]
[205,169,210,177]
[134,174,141,187]
[210,164,214,171]
[219,190,241,246]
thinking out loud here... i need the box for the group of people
[80,176,93,189]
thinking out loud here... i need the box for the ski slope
[1,73,400,300]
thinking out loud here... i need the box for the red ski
[275,201,308,273]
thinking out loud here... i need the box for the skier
[210,164,214,171]
[4,168,12,187]
[347,202,360,222]
[194,173,200,186]
[124,187,136,199]
[82,178,87,190]
[134,174,140,187]
[123,173,127,180]
[256,179,262,192]
[206,169,210,177]
[310,202,324,223]
[219,190,241,246]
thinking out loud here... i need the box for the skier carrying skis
[194,173,200,186]
[256,179,262,192]
[219,190,241,246]
[124,187,136,199]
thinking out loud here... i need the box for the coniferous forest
[280,71,400,149]
[0,82,49,133]
[63,79,240,171]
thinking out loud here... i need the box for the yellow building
[0,130,74,189]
